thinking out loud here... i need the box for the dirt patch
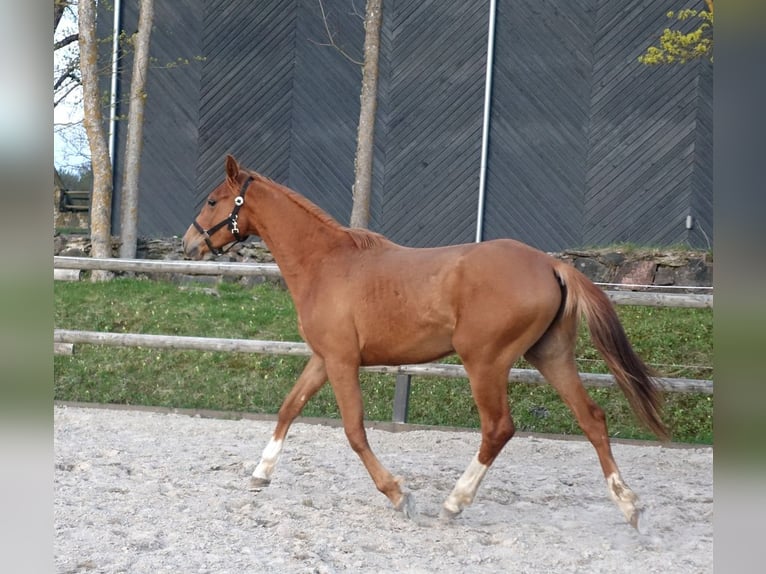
[54,405,712,573]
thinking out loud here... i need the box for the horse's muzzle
[182,225,205,260]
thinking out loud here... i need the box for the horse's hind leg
[250,353,327,489]
[525,324,641,528]
[442,359,516,519]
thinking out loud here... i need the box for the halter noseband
[192,176,254,256]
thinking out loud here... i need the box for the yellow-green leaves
[639,5,714,65]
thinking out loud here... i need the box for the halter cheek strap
[192,176,254,256]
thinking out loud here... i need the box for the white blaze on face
[443,454,489,515]
[252,437,284,481]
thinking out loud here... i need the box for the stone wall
[556,249,713,291]
[53,234,712,291]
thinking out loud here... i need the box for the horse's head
[183,155,259,259]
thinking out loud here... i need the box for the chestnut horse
[183,155,667,528]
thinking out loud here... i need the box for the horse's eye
[207,199,216,207]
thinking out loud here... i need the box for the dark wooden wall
[106,0,713,251]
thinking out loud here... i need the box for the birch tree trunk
[119,0,155,258]
[349,0,383,229]
[78,0,113,281]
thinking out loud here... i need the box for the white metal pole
[475,0,497,243]
[108,0,122,167]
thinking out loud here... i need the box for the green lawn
[54,278,713,443]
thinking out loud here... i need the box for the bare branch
[313,0,363,66]
[349,0,365,21]
[54,59,80,91]
[54,79,79,106]
[55,32,79,51]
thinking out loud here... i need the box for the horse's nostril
[182,236,197,259]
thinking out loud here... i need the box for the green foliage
[150,55,208,70]
[639,4,714,65]
[54,278,713,443]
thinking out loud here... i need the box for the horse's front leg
[325,360,415,517]
[249,354,327,489]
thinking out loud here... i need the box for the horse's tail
[553,262,669,441]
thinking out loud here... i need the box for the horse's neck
[253,183,347,293]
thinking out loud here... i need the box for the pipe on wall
[108,0,122,167]
[475,0,497,243]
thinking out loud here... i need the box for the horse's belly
[357,318,455,366]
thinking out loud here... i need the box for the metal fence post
[392,373,412,424]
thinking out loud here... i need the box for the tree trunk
[78,0,113,281]
[119,0,155,258]
[349,0,383,229]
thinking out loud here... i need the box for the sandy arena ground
[54,405,712,573]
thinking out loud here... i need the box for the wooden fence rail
[53,256,713,308]
[54,256,713,423]
[54,255,282,278]
[54,329,713,424]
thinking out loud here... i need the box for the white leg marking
[606,472,640,527]
[443,454,489,517]
[252,437,283,482]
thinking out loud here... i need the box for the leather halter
[192,176,254,256]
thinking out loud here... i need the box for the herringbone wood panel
[108,0,713,250]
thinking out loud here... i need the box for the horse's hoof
[607,473,640,530]
[439,503,461,521]
[248,476,271,491]
[395,492,416,519]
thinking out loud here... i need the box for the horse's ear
[225,155,239,181]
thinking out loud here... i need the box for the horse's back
[304,238,563,365]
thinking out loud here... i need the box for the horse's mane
[249,171,388,250]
